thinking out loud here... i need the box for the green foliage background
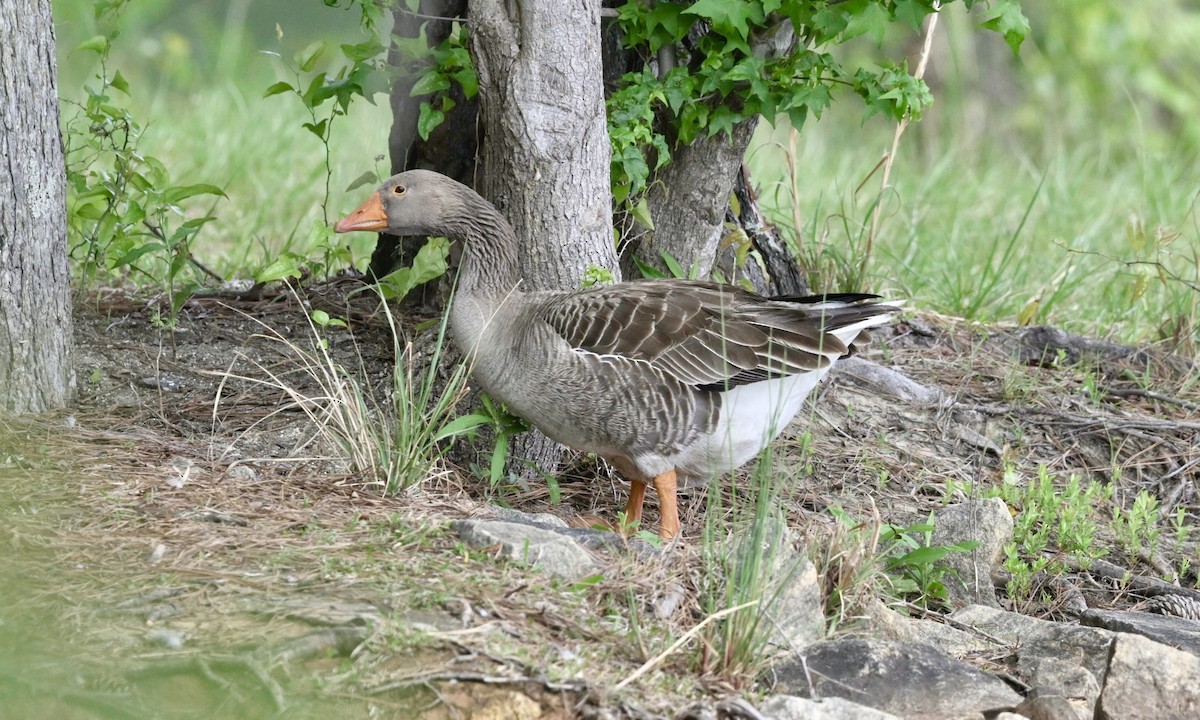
[51,0,1200,345]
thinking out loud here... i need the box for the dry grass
[3,288,1198,716]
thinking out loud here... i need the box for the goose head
[334,170,465,237]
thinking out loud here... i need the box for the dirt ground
[1,283,1197,719]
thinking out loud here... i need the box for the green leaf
[410,72,451,97]
[345,171,378,192]
[110,242,165,269]
[416,102,445,141]
[682,0,763,42]
[109,70,130,96]
[163,184,227,204]
[262,81,295,98]
[302,119,329,140]
[77,35,109,54]
[256,256,304,283]
[631,197,654,230]
[295,41,327,72]
[893,0,935,30]
[843,2,890,45]
[659,250,686,279]
[377,236,450,300]
[981,0,1030,55]
[433,413,492,442]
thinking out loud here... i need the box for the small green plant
[1112,489,1163,562]
[261,6,391,278]
[697,452,807,686]
[880,517,980,610]
[992,466,1112,600]
[215,289,479,493]
[450,394,531,490]
[64,0,226,325]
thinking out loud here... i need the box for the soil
[1,283,1197,719]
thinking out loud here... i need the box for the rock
[469,690,542,720]
[737,514,823,652]
[146,628,186,649]
[1095,632,1200,719]
[1023,657,1099,717]
[1014,687,1085,720]
[758,694,902,719]
[1081,608,1200,657]
[225,464,258,481]
[931,498,1013,609]
[488,505,568,528]
[452,520,598,578]
[861,599,995,658]
[951,605,1116,684]
[774,639,1021,718]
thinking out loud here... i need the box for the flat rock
[932,498,1013,609]
[1095,632,1200,719]
[1023,657,1099,717]
[758,694,902,719]
[452,520,598,578]
[1081,608,1200,657]
[733,515,823,652]
[951,604,1116,684]
[774,639,1021,719]
[488,505,569,528]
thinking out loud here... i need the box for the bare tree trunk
[469,0,617,290]
[0,0,75,414]
[468,0,617,476]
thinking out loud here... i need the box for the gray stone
[931,498,1013,609]
[758,694,902,720]
[1095,632,1200,720]
[1015,688,1085,720]
[452,520,598,578]
[951,605,1116,685]
[1023,658,1099,717]
[862,599,996,657]
[774,639,1021,718]
[1081,608,1200,657]
[488,505,569,528]
[741,515,824,652]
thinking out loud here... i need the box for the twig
[1105,387,1200,413]
[866,2,941,254]
[614,600,758,691]
[1065,557,1200,603]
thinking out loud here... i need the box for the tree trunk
[468,0,617,476]
[0,0,75,414]
[370,0,473,282]
[633,117,760,279]
[468,0,617,291]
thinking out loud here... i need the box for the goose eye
[392,184,407,196]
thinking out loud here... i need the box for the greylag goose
[335,170,897,539]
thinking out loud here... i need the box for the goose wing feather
[539,280,894,390]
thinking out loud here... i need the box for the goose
[335,170,897,539]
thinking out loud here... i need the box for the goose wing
[539,280,894,390]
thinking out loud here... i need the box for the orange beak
[334,191,388,233]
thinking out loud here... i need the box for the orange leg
[652,469,680,540]
[622,478,647,534]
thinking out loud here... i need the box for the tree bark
[634,116,760,279]
[370,0,473,282]
[469,0,618,291]
[468,0,617,476]
[0,0,75,414]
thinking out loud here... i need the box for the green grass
[747,114,1200,347]
[131,80,391,276]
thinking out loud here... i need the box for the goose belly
[673,369,830,478]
